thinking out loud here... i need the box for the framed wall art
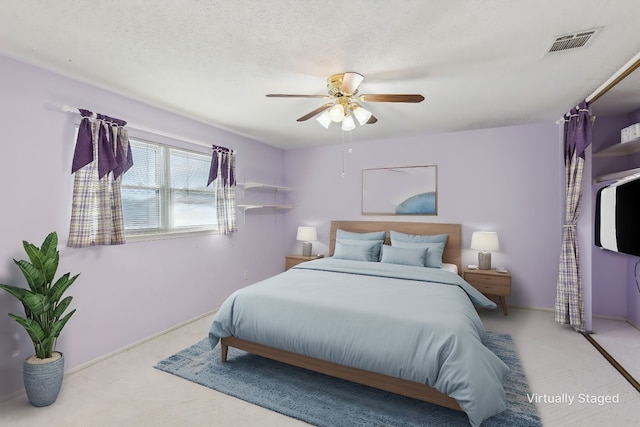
[362,165,437,215]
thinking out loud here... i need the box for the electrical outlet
[243,270,248,279]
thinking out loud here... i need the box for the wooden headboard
[329,220,462,275]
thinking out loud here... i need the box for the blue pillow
[380,245,428,267]
[336,229,386,241]
[333,241,383,262]
[390,231,448,268]
[390,230,448,244]
[392,241,445,268]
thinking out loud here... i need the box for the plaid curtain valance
[68,108,133,247]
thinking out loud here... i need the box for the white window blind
[121,139,217,236]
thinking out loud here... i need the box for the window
[122,138,217,237]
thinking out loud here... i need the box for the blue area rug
[154,332,540,426]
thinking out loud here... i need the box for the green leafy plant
[0,232,79,359]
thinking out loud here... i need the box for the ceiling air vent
[546,28,601,53]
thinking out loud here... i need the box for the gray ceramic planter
[23,352,64,407]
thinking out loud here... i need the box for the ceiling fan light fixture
[316,110,332,129]
[266,72,424,129]
[329,103,345,122]
[352,104,372,126]
[341,114,356,131]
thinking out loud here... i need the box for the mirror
[587,56,640,389]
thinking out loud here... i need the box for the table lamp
[297,226,317,257]
[470,231,499,270]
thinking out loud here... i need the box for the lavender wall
[283,123,564,309]
[0,55,288,399]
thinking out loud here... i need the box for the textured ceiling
[2,1,640,149]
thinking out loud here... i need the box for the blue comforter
[209,258,509,426]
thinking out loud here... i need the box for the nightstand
[463,268,512,316]
[285,254,324,270]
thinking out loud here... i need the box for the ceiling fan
[266,72,425,131]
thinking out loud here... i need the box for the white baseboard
[65,309,218,377]
[510,305,640,331]
[0,389,27,405]
[592,313,627,322]
[507,304,554,313]
[0,309,218,405]
[625,319,640,331]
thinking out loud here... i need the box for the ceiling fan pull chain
[341,131,346,178]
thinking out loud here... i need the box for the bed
[209,221,509,426]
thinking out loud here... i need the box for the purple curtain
[555,101,592,331]
[207,145,237,234]
[207,145,235,186]
[71,110,133,177]
[68,109,134,247]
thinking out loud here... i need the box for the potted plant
[0,231,79,407]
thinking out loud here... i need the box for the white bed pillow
[440,262,458,274]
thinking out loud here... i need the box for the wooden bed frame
[220,220,464,412]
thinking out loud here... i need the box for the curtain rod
[555,51,640,124]
[556,114,596,125]
[61,104,214,149]
[587,51,640,105]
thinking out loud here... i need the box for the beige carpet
[1,308,639,426]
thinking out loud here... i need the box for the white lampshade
[316,110,332,129]
[329,104,345,122]
[470,232,500,251]
[341,114,356,131]
[352,105,372,126]
[296,226,317,242]
[297,226,317,256]
[471,231,499,270]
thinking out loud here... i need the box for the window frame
[122,137,219,241]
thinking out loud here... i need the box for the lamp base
[478,251,491,270]
[302,242,312,257]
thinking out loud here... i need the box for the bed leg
[221,340,228,362]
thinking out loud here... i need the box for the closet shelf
[593,136,640,157]
[593,167,640,184]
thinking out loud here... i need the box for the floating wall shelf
[237,204,294,212]
[236,181,294,223]
[237,182,294,192]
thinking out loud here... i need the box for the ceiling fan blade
[266,94,329,99]
[358,94,425,103]
[296,103,334,122]
[340,72,365,96]
[367,115,378,124]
